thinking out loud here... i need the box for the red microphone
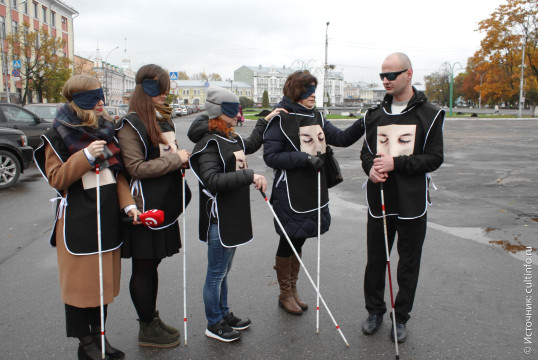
[124,209,165,227]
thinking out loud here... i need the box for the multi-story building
[0,0,78,103]
[234,64,345,107]
[91,49,136,106]
[170,80,252,105]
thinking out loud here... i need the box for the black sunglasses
[379,69,408,81]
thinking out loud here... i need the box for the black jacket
[263,104,364,239]
[187,114,268,246]
[361,88,444,219]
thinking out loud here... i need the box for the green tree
[239,96,254,109]
[424,71,450,106]
[7,23,72,104]
[262,90,269,108]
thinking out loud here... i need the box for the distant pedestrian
[34,75,139,359]
[263,70,365,316]
[187,87,274,342]
[117,64,191,348]
[360,52,444,343]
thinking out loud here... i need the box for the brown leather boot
[274,256,303,315]
[291,253,308,311]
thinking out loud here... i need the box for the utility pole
[323,22,329,115]
[104,46,119,104]
[441,61,462,116]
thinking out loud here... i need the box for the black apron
[190,133,253,247]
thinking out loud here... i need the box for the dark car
[0,103,51,148]
[24,103,63,123]
[0,127,34,189]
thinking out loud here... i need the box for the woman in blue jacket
[263,71,365,315]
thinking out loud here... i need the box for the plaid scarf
[155,103,173,122]
[53,103,124,171]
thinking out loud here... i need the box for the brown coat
[45,145,135,308]
[117,121,183,209]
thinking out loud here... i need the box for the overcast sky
[69,0,504,85]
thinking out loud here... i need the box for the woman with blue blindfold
[34,75,140,360]
[263,70,365,316]
[187,86,284,343]
[116,64,191,348]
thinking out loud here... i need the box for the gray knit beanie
[205,87,239,119]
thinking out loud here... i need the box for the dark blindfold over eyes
[299,84,317,100]
[72,88,105,110]
[221,102,240,118]
[141,79,163,97]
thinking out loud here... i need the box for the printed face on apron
[159,131,179,156]
[377,124,416,157]
[81,168,116,189]
[233,150,248,170]
[299,124,326,155]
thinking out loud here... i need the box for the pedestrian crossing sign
[13,60,22,69]
[169,72,178,80]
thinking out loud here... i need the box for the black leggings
[65,304,107,338]
[129,258,161,323]
[276,235,306,257]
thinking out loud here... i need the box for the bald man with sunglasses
[359,52,445,343]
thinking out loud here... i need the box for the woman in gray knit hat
[188,87,283,342]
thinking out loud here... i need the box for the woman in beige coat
[34,75,140,360]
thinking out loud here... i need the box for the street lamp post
[226,78,233,93]
[323,22,329,115]
[441,61,463,116]
[478,71,488,109]
[104,46,119,104]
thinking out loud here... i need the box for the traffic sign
[12,69,20,77]
[169,72,178,80]
[13,60,22,69]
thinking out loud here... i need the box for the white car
[174,105,188,117]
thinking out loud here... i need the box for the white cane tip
[316,329,320,334]
[345,341,350,347]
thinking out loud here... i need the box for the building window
[11,20,17,35]
[11,0,17,7]
[23,1,28,14]
[33,2,38,19]
[42,6,47,23]
[0,16,5,38]
[50,11,55,27]
[61,16,67,31]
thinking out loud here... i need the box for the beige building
[1,0,78,103]
[234,64,345,107]
[170,80,253,105]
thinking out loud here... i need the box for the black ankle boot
[77,339,110,360]
[93,334,125,359]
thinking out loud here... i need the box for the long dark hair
[283,71,318,103]
[129,64,170,146]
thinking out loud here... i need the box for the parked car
[0,103,50,148]
[174,105,188,117]
[105,106,127,125]
[0,127,34,189]
[23,103,63,123]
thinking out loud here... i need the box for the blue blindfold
[221,102,240,118]
[299,84,317,100]
[141,79,162,97]
[72,88,105,110]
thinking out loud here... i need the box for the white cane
[316,169,321,334]
[380,183,400,360]
[259,190,349,346]
[95,164,106,359]
[182,169,188,346]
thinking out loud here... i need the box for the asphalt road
[0,114,536,360]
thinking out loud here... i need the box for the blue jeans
[203,224,236,326]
